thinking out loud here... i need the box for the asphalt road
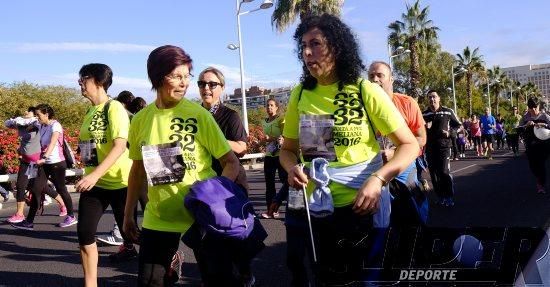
[0,146,549,286]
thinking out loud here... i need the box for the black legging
[526,142,550,186]
[27,161,72,223]
[263,155,289,208]
[426,147,454,199]
[77,186,130,245]
[15,161,59,202]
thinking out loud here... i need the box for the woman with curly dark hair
[279,14,419,285]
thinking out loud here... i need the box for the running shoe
[57,215,77,228]
[12,220,34,231]
[97,227,124,246]
[536,184,546,194]
[6,214,25,224]
[59,205,67,217]
[167,250,185,283]
[242,274,256,287]
[43,195,52,206]
[109,244,138,262]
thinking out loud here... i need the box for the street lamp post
[229,0,273,135]
[451,64,467,113]
[387,43,410,71]
[485,79,500,111]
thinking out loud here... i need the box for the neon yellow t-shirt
[79,100,132,190]
[262,115,284,157]
[129,98,231,233]
[283,79,405,206]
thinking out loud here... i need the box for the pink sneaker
[6,214,25,224]
[537,184,546,194]
[59,205,67,217]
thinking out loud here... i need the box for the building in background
[503,63,550,103]
[225,85,293,108]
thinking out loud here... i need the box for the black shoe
[109,244,138,262]
[12,220,34,231]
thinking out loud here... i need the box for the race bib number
[300,115,336,162]
[288,187,305,210]
[142,142,186,186]
[79,141,98,167]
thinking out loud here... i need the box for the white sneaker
[97,230,124,246]
[43,195,53,206]
[97,224,123,246]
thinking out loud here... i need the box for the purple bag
[184,176,256,240]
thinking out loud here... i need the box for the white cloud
[8,42,156,53]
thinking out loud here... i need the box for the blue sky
[1,0,549,103]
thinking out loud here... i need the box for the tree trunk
[495,89,500,114]
[467,73,472,116]
[408,37,421,99]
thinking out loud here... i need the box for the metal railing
[0,153,266,183]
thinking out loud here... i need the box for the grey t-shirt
[4,117,41,162]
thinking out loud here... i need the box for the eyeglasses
[165,73,194,83]
[197,81,222,89]
[78,76,91,84]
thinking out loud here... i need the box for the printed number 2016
[334,137,361,146]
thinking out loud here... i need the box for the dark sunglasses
[197,81,222,89]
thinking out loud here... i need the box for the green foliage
[0,82,88,130]
[388,0,439,99]
[271,0,343,33]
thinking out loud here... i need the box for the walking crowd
[2,13,549,287]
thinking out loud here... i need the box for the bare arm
[123,160,146,243]
[218,150,240,181]
[75,138,128,192]
[228,140,247,157]
[37,130,61,165]
[353,125,419,215]
[415,125,427,148]
[279,137,307,188]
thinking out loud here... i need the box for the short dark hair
[294,14,364,90]
[27,106,36,113]
[527,97,539,109]
[116,90,135,106]
[35,104,55,119]
[128,97,147,114]
[147,45,193,91]
[426,89,438,95]
[79,63,113,92]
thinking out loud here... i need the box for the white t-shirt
[38,120,65,164]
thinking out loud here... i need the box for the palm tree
[455,46,484,116]
[271,0,343,33]
[388,0,439,99]
[486,66,509,114]
[522,82,541,103]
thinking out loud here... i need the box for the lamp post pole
[231,0,273,135]
[451,65,458,112]
[450,65,467,113]
[236,0,249,134]
[487,81,491,109]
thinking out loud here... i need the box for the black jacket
[423,106,461,148]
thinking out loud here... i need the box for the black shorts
[482,134,494,144]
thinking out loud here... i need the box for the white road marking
[451,164,477,174]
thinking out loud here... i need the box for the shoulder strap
[103,99,113,125]
[358,79,377,137]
